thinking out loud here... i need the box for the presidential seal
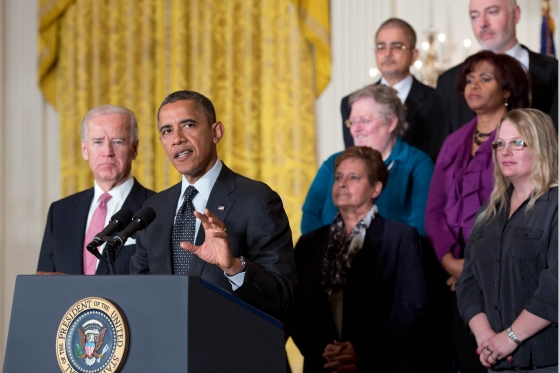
[56,297,129,373]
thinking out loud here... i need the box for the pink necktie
[83,192,112,275]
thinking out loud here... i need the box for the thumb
[180,241,196,253]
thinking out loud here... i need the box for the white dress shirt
[86,174,135,269]
[504,42,529,71]
[380,74,413,104]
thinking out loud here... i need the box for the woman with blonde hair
[456,108,558,372]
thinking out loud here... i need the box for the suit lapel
[190,165,236,277]
[404,78,425,124]
[75,189,94,274]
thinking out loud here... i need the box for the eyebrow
[158,118,198,133]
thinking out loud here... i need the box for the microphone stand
[86,244,111,273]
[103,241,120,275]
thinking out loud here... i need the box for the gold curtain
[38,0,330,241]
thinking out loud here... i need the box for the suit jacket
[37,178,155,275]
[429,45,558,160]
[129,164,296,319]
[341,76,436,157]
[285,215,425,372]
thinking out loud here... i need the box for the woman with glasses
[301,84,433,238]
[287,146,425,372]
[456,109,558,372]
[425,50,530,373]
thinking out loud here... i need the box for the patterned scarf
[321,204,378,297]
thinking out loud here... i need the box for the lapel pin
[218,205,225,210]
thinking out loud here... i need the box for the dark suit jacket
[37,178,155,275]
[341,76,436,156]
[129,164,296,319]
[429,45,558,160]
[285,215,425,372]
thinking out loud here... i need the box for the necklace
[473,127,492,146]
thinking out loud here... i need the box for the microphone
[86,207,134,250]
[106,206,156,247]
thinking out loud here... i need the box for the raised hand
[180,208,243,275]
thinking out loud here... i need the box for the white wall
[0,0,556,367]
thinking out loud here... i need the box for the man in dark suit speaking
[429,0,558,159]
[37,105,155,275]
[341,18,435,156]
[129,90,296,318]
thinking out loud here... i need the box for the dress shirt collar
[505,42,529,71]
[92,174,134,205]
[179,158,222,203]
[380,74,413,104]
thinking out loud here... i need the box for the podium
[3,275,287,372]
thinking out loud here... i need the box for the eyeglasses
[491,139,528,151]
[375,42,410,52]
[344,115,387,128]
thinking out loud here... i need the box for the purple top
[425,117,495,263]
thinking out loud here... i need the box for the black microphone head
[111,207,134,230]
[133,206,157,230]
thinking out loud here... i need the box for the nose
[470,78,480,90]
[338,176,348,188]
[171,126,186,145]
[500,144,513,156]
[382,47,393,57]
[478,13,489,29]
[102,141,115,156]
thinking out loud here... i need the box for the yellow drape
[38,0,330,238]
[38,1,330,371]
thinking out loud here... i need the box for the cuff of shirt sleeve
[525,297,558,324]
[461,303,485,327]
[224,271,246,291]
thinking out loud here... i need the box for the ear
[81,141,89,161]
[411,48,419,65]
[213,122,224,144]
[132,140,138,160]
[504,90,511,100]
[512,4,521,25]
[370,181,383,200]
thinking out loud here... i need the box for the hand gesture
[180,208,242,274]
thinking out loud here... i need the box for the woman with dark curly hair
[425,50,530,373]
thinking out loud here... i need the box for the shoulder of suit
[227,170,274,194]
[50,188,94,208]
[375,215,417,238]
[438,63,462,83]
[130,178,156,198]
[296,225,330,246]
[142,182,180,205]
[526,47,559,70]
[412,76,436,94]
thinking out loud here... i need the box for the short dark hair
[335,146,389,190]
[376,18,417,48]
[456,50,530,110]
[157,90,216,125]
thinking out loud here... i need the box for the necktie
[83,192,112,275]
[172,186,198,275]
